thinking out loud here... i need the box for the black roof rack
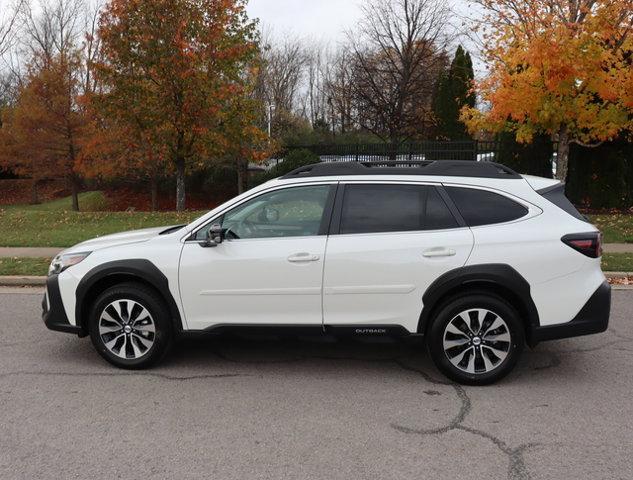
[281,160,521,180]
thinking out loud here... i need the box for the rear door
[322,182,473,333]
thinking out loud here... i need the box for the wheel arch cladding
[75,259,183,332]
[418,264,539,338]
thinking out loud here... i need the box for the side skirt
[179,324,422,342]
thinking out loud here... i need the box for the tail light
[561,232,602,258]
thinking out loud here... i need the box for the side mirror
[202,223,224,248]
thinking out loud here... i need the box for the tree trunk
[236,158,248,194]
[175,158,186,211]
[556,127,570,182]
[70,176,80,212]
[388,140,398,161]
[150,176,159,212]
[30,180,39,205]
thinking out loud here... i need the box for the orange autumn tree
[0,52,87,209]
[217,68,272,194]
[0,105,51,204]
[94,0,260,211]
[79,80,172,212]
[462,0,633,181]
[0,106,47,204]
[78,118,171,211]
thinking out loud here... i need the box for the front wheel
[88,282,173,369]
[427,293,524,385]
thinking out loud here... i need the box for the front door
[323,182,473,332]
[179,184,335,330]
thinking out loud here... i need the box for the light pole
[267,103,275,139]
[327,96,335,136]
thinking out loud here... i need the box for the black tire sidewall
[88,283,172,369]
[427,293,524,385]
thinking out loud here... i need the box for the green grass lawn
[588,214,633,244]
[0,210,204,247]
[1,192,205,247]
[601,253,633,272]
[0,257,52,276]
[4,191,110,212]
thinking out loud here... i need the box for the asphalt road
[1,288,632,480]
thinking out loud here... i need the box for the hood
[65,225,179,253]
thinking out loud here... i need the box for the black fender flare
[418,263,540,335]
[75,259,183,332]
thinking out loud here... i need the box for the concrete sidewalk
[0,247,63,258]
[1,243,633,258]
[603,243,633,254]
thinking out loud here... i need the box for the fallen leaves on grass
[608,276,633,285]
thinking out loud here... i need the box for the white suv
[42,161,610,384]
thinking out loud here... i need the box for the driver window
[198,185,331,240]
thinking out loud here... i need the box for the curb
[1,272,633,287]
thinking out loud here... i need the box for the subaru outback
[42,161,610,384]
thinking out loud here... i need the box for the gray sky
[246,0,484,72]
[246,0,364,43]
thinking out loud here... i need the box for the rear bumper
[42,274,86,336]
[531,281,610,343]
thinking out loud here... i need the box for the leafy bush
[567,140,633,209]
[495,132,553,178]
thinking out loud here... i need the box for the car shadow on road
[42,327,601,386]
[172,334,422,365]
[162,333,571,385]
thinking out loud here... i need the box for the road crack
[2,340,573,478]
[392,359,537,480]
[0,371,251,381]
[207,343,542,479]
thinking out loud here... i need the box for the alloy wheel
[442,308,511,374]
[98,299,156,359]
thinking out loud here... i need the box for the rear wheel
[427,293,524,385]
[88,282,173,369]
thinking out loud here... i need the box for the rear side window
[446,187,528,227]
[538,184,588,222]
[340,184,458,234]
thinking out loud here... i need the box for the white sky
[246,0,485,72]
[246,0,364,44]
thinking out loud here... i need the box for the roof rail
[281,160,521,180]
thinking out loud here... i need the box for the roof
[281,160,521,180]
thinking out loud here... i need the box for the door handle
[422,248,456,258]
[287,252,320,263]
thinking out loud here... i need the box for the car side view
[42,160,610,385]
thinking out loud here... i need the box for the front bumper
[42,274,86,336]
[531,281,610,343]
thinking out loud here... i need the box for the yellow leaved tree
[462,0,633,180]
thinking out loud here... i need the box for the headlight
[48,252,91,276]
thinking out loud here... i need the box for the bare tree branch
[254,28,308,137]
[346,0,452,143]
[0,0,26,58]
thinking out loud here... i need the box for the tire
[427,292,524,385]
[88,282,173,369]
